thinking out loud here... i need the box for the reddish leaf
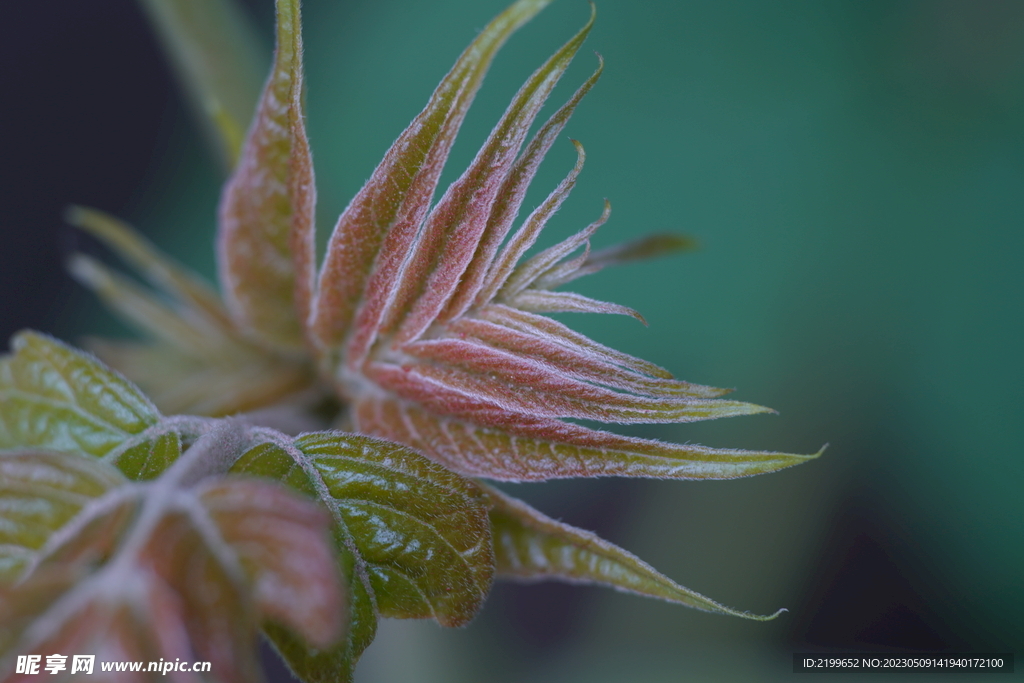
[354,395,819,482]
[0,452,343,682]
[218,0,315,352]
[199,478,344,647]
[379,8,596,349]
[297,3,820,483]
[309,0,555,368]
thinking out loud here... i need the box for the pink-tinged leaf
[218,0,315,352]
[452,63,603,318]
[504,289,648,324]
[380,9,596,348]
[476,138,588,307]
[354,395,820,482]
[529,241,593,291]
[199,478,345,648]
[440,317,722,398]
[499,198,610,298]
[364,359,767,425]
[309,0,554,371]
[1,450,343,682]
[135,511,261,683]
[479,304,675,379]
[486,486,785,620]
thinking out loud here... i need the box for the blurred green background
[3,0,1021,680]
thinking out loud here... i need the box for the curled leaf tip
[701,604,789,621]
[739,607,788,622]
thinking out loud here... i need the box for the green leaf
[115,429,182,481]
[487,485,785,621]
[218,0,315,352]
[137,0,266,168]
[0,332,160,457]
[0,332,196,481]
[232,430,494,681]
[0,450,126,582]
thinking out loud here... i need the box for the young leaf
[67,210,317,416]
[294,4,822,483]
[261,566,376,683]
[67,206,235,332]
[310,0,554,366]
[486,486,784,620]
[231,430,494,681]
[0,450,126,582]
[62,0,826,654]
[78,0,821,485]
[0,451,343,681]
[199,478,345,648]
[0,331,196,481]
[545,233,697,287]
[114,429,183,481]
[85,335,315,418]
[378,8,597,349]
[219,0,316,353]
[0,332,159,457]
[354,395,819,481]
[137,0,266,167]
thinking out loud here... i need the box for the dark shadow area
[0,0,180,341]
[792,487,983,652]
[261,640,298,683]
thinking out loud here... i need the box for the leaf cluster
[1,0,821,680]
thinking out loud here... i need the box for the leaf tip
[749,607,788,621]
[740,401,777,417]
